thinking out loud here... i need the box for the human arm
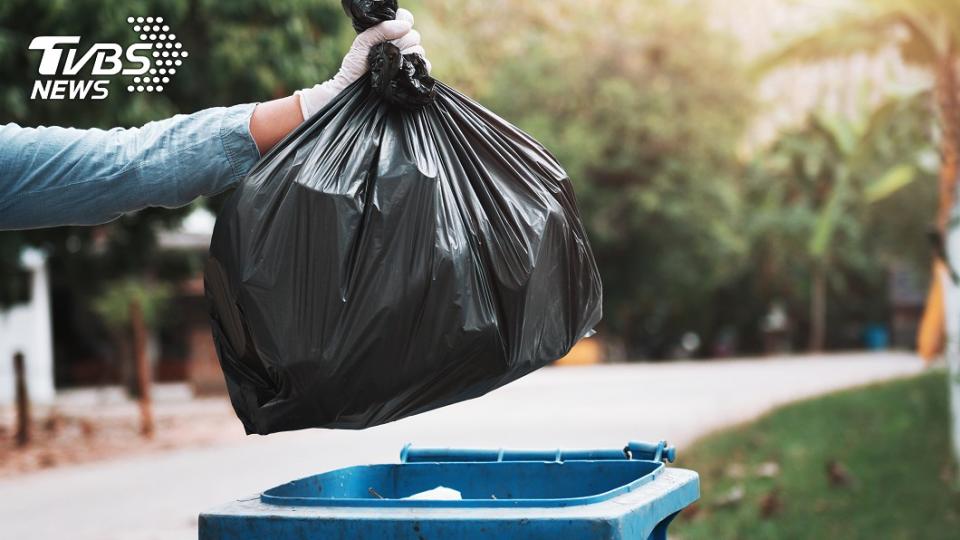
[0,104,260,230]
[0,10,425,230]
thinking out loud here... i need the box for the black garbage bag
[204,0,602,434]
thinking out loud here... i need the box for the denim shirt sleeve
[0,103,261,230]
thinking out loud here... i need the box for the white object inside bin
[404,486,462,501]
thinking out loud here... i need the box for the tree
[0,0,349,375]
[415,0,755,357]
[759,0,960,475]
[743,97,937,351]
[92,280,171,435]
[92,279,171,391]
[756,0,960,233]
[755,1,960,343]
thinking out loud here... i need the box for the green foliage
[422,0,754,356]
[673,371,959,539]
[735,96,937,349]
[865,164,918,203]
[92,279,171,331]
[752,0,960,287]
[415,0,941,356]
[0,0,346,127]
[0,1,349,314]
[0,232,30,307]
[0,0,946,359]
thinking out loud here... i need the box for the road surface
[0,352,923,540]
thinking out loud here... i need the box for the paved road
[0,352,922,540]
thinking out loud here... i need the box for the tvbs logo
[29,16,188,100]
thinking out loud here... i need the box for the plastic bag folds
[204,7,602,435]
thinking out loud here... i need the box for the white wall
[0,249,55,406]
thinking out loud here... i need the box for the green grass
[671,370,960,540]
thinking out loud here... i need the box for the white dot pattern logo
[126,16,187,94]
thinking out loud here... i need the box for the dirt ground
[0,385,243,478]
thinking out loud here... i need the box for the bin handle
[400,440,676,464]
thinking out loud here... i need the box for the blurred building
[46,209,226,395]
[0,249,55,406]
[156,208,226,395]
[889,263,927,349]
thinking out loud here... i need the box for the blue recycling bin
[199,440,699,539]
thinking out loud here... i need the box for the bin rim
[260,458,666,508]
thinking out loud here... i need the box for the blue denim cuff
[219,103,261,184]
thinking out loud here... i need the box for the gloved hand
[296,8,429,119]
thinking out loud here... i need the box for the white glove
[296,8,430,119]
